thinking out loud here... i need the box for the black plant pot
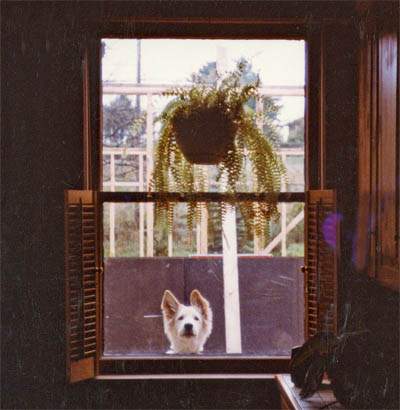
[172,108,237,165]
[328,335,399,409]
[290,345,314,388]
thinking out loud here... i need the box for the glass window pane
[101,38,305,357]
[102,39,305,193]
[103,201,304,356]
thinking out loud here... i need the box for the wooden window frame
[72,17,331,382]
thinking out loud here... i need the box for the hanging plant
[150,61,286,244]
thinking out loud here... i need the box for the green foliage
[102,95,146,148]
[102,203,141,258]
[151,61,286,241]
[191,59,281,123]
[282,117,304,147]
[286,242,304,257]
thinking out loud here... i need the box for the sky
[102,39,305,125]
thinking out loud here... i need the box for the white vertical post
[168,231,173,256]
[146,94,154,257]
[281,153,287,256]
[200,204,208,254]
[139,153,145,257]
[110,153,116,257]
[222,205,242,353]
[253,202,261,254]
[217,46,242,354]
[196,166,208,255]
[196,221,201,255]
[200,166,209,255]
[281,203,288,256]
[254,95,264,254]
[110,204,116,257]
[196,204,208,255]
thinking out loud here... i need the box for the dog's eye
[194,316,199,321]
[178,316,184,320]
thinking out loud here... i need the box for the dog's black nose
[184,323,193,332]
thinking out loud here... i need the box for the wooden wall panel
[377,29,399,290]
[356,35,373,274]
[356,4,399,291]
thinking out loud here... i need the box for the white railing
[103,82,304,257]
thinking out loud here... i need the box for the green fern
[151,61,286,244]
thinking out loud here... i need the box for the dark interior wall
[322,23,361,324]
[0,3,287,408]
[2,1,397,409]
[1,4,281,408]
[1,2,86,408]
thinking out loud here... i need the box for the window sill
[97,373,277,380]
[275,374,343,410]
[98,356,290,378]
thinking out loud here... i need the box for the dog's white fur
[161,289,213,354]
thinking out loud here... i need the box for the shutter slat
[304,190,338,339]
[65,190,99,383]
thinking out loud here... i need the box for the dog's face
[169,299,203,339]
[161,289,212,354]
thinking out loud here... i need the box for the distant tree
[191,59,281,125]
[282,117,304,147]
[102,95,146,148]
[190,61,217,84]
[190,59,259,86]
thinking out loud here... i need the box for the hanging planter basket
[171,107,238,165]
[151,61,286,242]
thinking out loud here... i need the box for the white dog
[161,289,213,354]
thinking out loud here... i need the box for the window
[65,21,339,382]
[101,38,305,356]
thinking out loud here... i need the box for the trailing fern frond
[151,61,286,245]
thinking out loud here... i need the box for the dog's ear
[161,290,180,319]
[190,289,211,320]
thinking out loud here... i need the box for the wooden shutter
[65,190,100,382]
[304,190,338,339]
